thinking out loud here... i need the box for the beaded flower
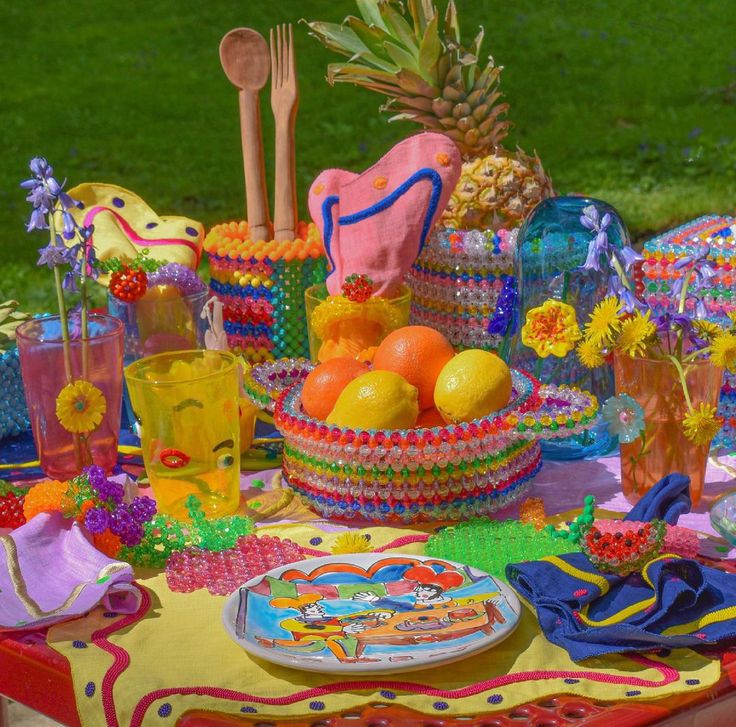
[55,380,107,434]
[521,300,581,358]
[601,395,645,444]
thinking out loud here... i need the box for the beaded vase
[247,360,599,524]
[614,351,723,506]
[204,221,327,363]
[511,196,630,460]
[0,348,30,439]
[641,215,736,454]
[407,227,519,359]
[15,315,124,480]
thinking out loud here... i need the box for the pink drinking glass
[16,314,124,480]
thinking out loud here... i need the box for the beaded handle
[242,357,314,413]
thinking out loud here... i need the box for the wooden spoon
[220,28,271,242]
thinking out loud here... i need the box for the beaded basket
[641,215,736,453]
[204,221,327,363]
[0,348,30,439]
[246,359,599,524]
[407,227,518,357]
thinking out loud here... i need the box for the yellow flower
[616,311,656,358]
[728,311,736,329]
[521,299,582,358]
[331,532,373,554]
[577,338,605,368]
[584,297,623,344]
[710,331,736,373]
[681,402,723,446]
[692,319,724,341]
[55,380,107,434]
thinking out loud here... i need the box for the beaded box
[641,215,736,453]
[204,221,327,363]
[407,227,518,357]
[246,359,599,524]
[0,348,29,439]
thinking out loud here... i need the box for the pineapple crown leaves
[0,300,31,353]
[304,0,511,155]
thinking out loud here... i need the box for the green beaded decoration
[119,495,254,568]
[426,519,580,581]
[543,494,596,545]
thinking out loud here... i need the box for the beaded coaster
[426,519,579,580]
[165,534,307,596]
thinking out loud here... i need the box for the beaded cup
[205,221,327,363]
[248,359,598,524]
[407,227,518,357]
[641,215,736,454]
[0,348,30,439]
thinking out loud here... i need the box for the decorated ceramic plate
[222,553,521,674]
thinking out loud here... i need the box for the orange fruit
[301,358,369,420]
[373,326,455,410]
[416,407,445,428]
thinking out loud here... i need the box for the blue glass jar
[511,196,630,459]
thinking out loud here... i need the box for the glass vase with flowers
[15,158,123,479]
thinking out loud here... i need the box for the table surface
[1,454,735,726]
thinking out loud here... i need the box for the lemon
[326,371,419,429]
[434,350,512,423]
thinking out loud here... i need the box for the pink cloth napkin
[0,512,139,631]
[308,132,461,297]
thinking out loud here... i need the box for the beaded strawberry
[109,266,148,302]
[580,519,666,576]
[0,480,27,530]
[341,274,374,303]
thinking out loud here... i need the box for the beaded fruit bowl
[245,359,599,523]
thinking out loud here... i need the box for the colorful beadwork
[580,519,666,576]
[407,227,518,355]
[519,497,547,530]
[0,347,30,439]
[119,495,254,568]
[426,519,579,580]
[0,480,26,529]
[641,215,736,453]
[256,359,599,523]
[543,495,596,544]
[165,534,306,596]
[242,357,314,413]
[204,221,327,363]
[710,490,736,547]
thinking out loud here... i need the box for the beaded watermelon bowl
[245,359,599,523]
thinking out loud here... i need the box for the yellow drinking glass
[125,350,241,519]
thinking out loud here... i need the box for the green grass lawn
[1,0,734,312]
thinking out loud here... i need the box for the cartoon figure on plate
[256,593,391,663]
[352,565,465,611]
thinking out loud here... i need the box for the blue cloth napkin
[625,472,691,525]
[506,552,736,662]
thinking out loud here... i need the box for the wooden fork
[270,24,298,242]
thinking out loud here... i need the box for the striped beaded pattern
[641,215,736,453]
[407,227,517,352]
[267,362,598,524]
[204,221,327,363]
[0,348,30,439]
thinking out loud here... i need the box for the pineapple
[0,300,30,352]
[306,0,554,231]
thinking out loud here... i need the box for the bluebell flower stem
[80,249,89,381]
[49,211,73,384]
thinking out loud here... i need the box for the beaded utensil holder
[245,360,599,523]
[204,221,327,363]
